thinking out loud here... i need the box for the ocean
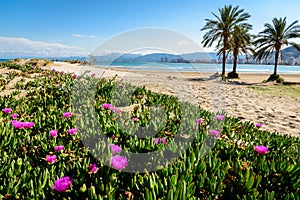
[95,62,300,74]
[0,59,11,62]
[1,58,299,74]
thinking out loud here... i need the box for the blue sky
[0,0,300,57]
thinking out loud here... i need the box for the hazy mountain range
[90,45,300,63]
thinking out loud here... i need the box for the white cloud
[0,36,88,58]
[72,33,97,39]
[72,33,84,38]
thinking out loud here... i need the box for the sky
[0,0,300,58]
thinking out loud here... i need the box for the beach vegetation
[0,61,299,199]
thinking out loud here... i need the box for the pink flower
[131,117,139,122]
[254,145,268,154]
[63,112,72,118]
[10,113,18,119]
[101,103,112,109]
[91,73,96,77]
[154,138,166,145]
[32,65,36,70]
[72,74,77,79]
[108,144,121,154]
[216,115,224,121]
[110,155,128,170]
[22,122,34,128]
[67,128,78,135]
[119,84,125,88]
[110,107,121,114]
[2,108,12,114]
[88,163,99,174]
[209,130,220,138]
[195,118,202,124]
[54,145,64,152]
[11,120,24,129]
[52,176,72,192]
[50,130,58,137]
[45,155,57,164]
[57,84,61,88]
[256,123,263,128]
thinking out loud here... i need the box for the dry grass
[249,84,300,103]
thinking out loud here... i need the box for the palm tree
[201,5,251,77]
[227,25,253,78]
[254,17,300,81]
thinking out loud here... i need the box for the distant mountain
[281,45,300,60]
[133,53,181,62]
[92,52,219,62]
[182,52,219,61]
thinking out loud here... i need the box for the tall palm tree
[254,17,300,80]
[227,25,253,78]
[201,5,251,77]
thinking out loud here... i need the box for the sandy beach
[44,62,300,137]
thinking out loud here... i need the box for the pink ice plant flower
[209,130,221,138]
[131,117,139,122]
[256,123,263,128]
[110,155,128,170]
[101,103,112,109]
[254,145,268,154]
[195,118,202,124]
[216,115,225,121]
[50,130,58,137]
[11,120,24,129]
[10,113,18,119]
[110,107,121,114]
[154,138,167,145]
[52,176,72,192]
[45,155,57,164]
[63,112,72,118]
[108,144,122,154]
[67,128,78,135]
[88,163,99,174]
[54,145,64,152]
[2,108,12,114]
[22,122,34,128]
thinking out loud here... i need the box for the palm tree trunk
[274,50,279,75]
[222,37,227,76]
[233,54,238,73]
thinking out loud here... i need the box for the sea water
[95,62,300,74]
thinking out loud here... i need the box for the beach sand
[47,62,300,137]
[47,62,300,136]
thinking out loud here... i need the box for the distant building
[288,57,296,65]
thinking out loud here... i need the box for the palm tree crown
[201,5,251,77]
[254,17,300,75]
